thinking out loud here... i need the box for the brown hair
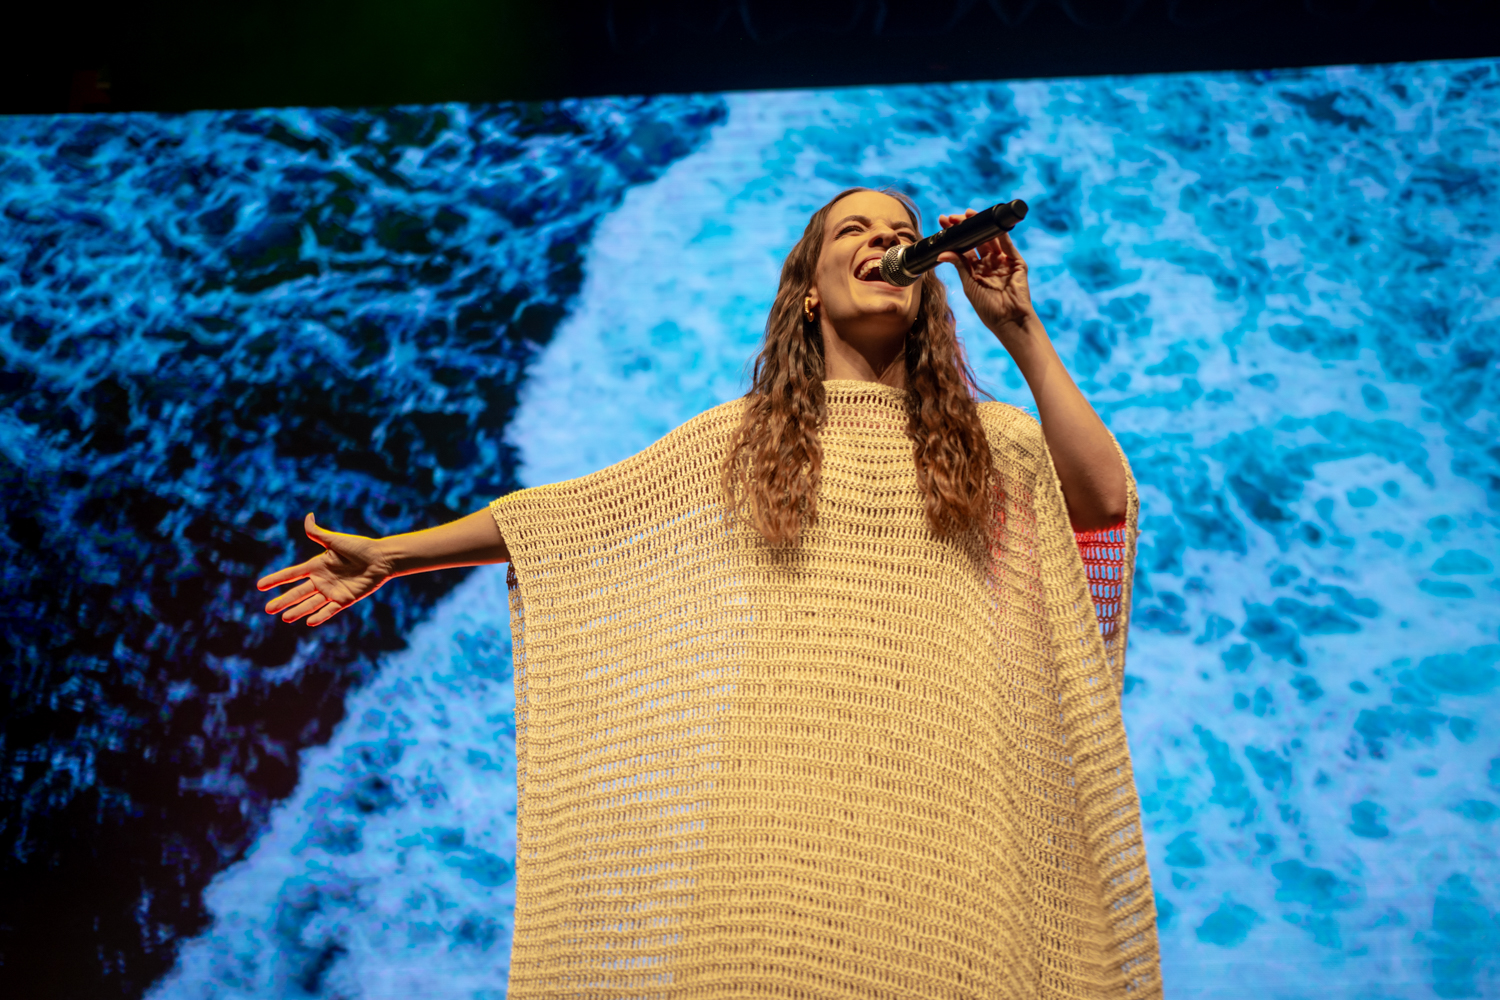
[721,187,995,546]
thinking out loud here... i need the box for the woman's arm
[991,315,1128,530]
[381,507,511,576]
[257,508,508,627]
[938,214,1128,530]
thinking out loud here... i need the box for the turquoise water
[2,59,1497,1000]
[510,68,1500,997]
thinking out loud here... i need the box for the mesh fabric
[491,380,1158,999]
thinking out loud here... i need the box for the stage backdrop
[1,59,1497,1000]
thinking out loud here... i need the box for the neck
[820,325,907,389]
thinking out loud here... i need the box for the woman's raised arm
[938,213,1128,530]
[984,311,1129,530]
[257,508,509,626]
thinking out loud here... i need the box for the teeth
[858,260,880,280]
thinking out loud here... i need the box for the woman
[260,188,1160,999]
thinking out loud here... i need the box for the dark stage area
[5,0,1500,115]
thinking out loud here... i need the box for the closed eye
[840,225,916,241]
[832,212,918,242]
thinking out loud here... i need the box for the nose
[868,227,903,249]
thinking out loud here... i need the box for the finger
[937,250,975,284]
[306,601,344,627]
[265,579,318,614]
[974,237,1008,264]
[281,593,328,623]
[304,512,334,550]
[973,229,1024,270]
[939,208,981,229]
[996,230,1025,262]
[257,555,318,591]
[976,226,1016,261]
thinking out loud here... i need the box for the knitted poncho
[490,380,1159,1000]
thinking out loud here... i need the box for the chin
[851,289,910,312]
[864,301,917,326]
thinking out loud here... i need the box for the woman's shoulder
[678,396,749,438]
[976,399,1043,438]
[630,396,748,463]
[975,400,1047,470]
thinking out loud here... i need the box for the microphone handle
[880,199,1028,287]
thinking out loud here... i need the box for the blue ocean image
[1,60,1497,999]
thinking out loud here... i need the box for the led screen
[1,58,1497,1000]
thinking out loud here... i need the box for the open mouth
[855,258,886,282]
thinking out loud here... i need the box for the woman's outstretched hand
[936,209,1035,338]
[257,513,394,626]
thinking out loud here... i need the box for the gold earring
[803,296,815,322]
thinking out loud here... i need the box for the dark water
[0,95,724,997]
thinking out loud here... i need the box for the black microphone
[879,199,1028,287]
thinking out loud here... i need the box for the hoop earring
[803,296,815,323]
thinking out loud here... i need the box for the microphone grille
[879,246,918,287]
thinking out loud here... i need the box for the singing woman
[259,187,1160,999]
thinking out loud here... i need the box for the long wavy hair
[722,187,995,546]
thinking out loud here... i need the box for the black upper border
[3,0,1499,116]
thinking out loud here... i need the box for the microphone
[879,199,1028,287]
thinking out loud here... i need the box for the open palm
[937,209,1035,335]
[257,513,394,626]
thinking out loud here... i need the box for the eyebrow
[831,213,918,232]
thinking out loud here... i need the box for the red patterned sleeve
[1075,521,1129,639]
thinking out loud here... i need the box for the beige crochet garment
[490,380,1159,1000]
